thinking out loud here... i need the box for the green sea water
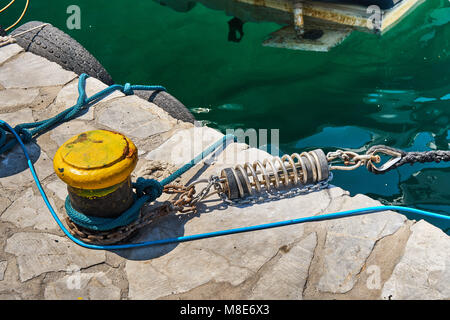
[2,0,450,231]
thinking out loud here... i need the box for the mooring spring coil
[220,149,330,200]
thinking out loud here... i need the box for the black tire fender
[134,89,195,124]
[12,21,195,123]
[11,21,113,85]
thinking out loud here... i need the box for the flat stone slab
[317,194,406,294]
[381,220,450,299]
[1,187,60,231]
[44,271,121,300]
[248,232,317,299]
[0,108,34,127]
[96,95,174,139]
[145,126,224,165]
[45,179,68,202]
[0,193,11,215]
[0,88,40,113]
[0,52,76,89]
[0,44,23,65]
[0,261,6,281]
[0,142,54,191]
[5,232,106,282]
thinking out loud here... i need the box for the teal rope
[0,73,166,154]
[65,194,149,231]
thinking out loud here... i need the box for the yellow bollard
[53,130,138,218]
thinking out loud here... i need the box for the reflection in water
[402,167,450,206]
[294,126,374,150]
[154,0,291,23]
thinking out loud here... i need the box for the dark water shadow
[0,140,41,178]
[370,166,450,235]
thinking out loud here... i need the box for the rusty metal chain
[66,184,199,245]
[165,183,198,213]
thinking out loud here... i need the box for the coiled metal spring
[220,149,330,200]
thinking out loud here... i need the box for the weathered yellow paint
[381,0,425,34]
[237,0,368,27]
[69,182,122,199]
[53,130,138,190]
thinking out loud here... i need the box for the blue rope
[1,119,449,250]
[0,73,166,154]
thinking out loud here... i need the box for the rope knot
[0,36,16,47]
[134,178,163,201]
[15,126,33,143]
[123,83,134,96]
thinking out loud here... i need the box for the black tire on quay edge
[11,21,114,85]
[12,21,196,123]
[134,90,195,124]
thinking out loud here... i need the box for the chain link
[327,150,380,171]
[190,176,219,206]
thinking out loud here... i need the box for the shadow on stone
[111,211,190,261]
[0,141,41,178]
[109,184,335,261]
[109,200,234,261]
